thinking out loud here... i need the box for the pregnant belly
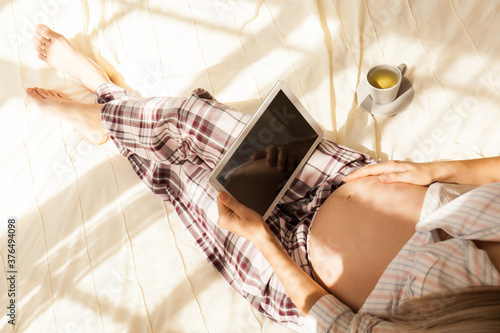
[309,176,428,312]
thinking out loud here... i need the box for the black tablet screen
[216,90,319,215]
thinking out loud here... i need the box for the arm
[254,227,328,315]
[216,191,328,315]
[342,156,500,186]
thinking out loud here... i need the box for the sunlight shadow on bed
[6,151,218,331]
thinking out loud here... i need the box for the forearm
[254,227,329,316]
[217,192,329,315]
[431,156,500,186]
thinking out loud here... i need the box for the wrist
[432,160,460,184]
[426,162,443,183]
[252,224,275,249]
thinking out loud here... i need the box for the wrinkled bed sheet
[1,0,500,332]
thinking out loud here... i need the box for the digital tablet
[208,80,324,219]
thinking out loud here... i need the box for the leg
[27,25,295,324]
[28,24,112,144]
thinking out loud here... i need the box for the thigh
[99,83,251,167]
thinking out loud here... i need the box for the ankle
[81,66,111,93]
[82,103,106,127]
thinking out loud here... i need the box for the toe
[40,88,53,97]
[33,88,47,99]
[35,24,53,39]
[32,30,46,43]
[33,43,46,57]
[32,30,49,60]
[26,88,41,101]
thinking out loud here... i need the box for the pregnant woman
[28,24,500,332]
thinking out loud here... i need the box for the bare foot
[33,24,111,92]
[26,87,109,145]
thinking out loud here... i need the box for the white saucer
[356,77,414,116]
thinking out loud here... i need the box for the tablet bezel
[208,80,324,219]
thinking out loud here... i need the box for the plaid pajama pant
[96,82,375,331]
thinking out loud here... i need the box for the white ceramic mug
[366,63,407,104]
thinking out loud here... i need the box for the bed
[2,0,500,332]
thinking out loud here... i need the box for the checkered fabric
[96,82,375,331]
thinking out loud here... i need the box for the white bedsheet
[2,0,500,332]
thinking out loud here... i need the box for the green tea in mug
[368,69,399,89]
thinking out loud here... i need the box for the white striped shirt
[303,182,500,332]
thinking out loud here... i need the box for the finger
[265,145,277,167]
[343,162,400,182]
[216,192,228,216]
[251,151,267,161]
[217,192,243,218]
[217,192,237,226]
[277,146,287,171]
[379,169,427,185]
[379,172,410,183]
[343,165,379,182]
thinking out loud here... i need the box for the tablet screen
[215,90,319,216]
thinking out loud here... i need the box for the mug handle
[397,63,407,76]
